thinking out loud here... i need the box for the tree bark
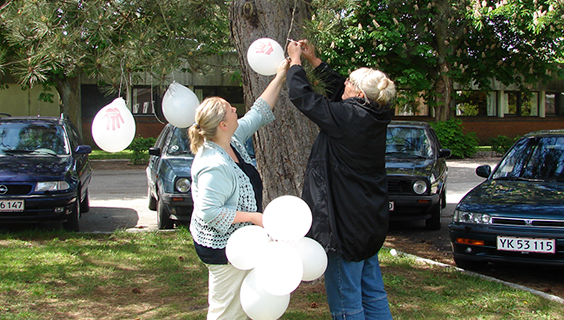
[56,75,83,139]
[434,70,453,122]
[433,0,453,122]
[229,0,318,205]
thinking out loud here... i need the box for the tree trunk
[55,75,83,139]
[434,0,455,122]
[229,0,318,205]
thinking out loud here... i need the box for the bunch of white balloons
[226,195,328,320]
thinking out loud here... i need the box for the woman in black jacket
[287,40,396,320]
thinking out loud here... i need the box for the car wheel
[63,198,80,232]
[157,198,174,229]
[80,188,90,213]
[425,196,442,230]
[454,256,488,271]
[148,187,157,211]
[441,189,447,209]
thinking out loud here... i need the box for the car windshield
[386,126,433,158]
[166,128,193,156]
[492,136,564,181]
[0,122,69,156]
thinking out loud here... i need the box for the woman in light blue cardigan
[188,60,288,320]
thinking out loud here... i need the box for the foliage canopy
[307,0,564,121]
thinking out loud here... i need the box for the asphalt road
[82,159,500,234]
[81,168,156,233]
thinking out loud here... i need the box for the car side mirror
[75,145,92,154]
[439,148,451,158]
[149,147,161,156]
[476,165,491,178]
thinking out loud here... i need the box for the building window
[501,91,540,116]
[546,93,556,115]
[132,86,158,116]
[455,91,497,117]
[544,92,564,116]
[81,85,117,118]
[504,91,519,115]
[521,92,539,116]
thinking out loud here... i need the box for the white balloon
[162,82,199,128]
[240,269,290,320]
[263,195,312,242]
[290,237,328,281]
[226,225,270,270]
[247,38,285,76]
[255,241,303,296]
[91,97,136,153]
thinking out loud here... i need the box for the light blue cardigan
[190,98,275,249]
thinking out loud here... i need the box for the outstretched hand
[275,58,290,80]
[287,40,303,66]
[298,40,315,62]
[287,39,322,68]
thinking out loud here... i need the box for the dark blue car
[146,124,194,229]
[0,115,92,231]
[386,121,451,230]
[450,130,564,270]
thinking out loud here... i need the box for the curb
[388,248,564,304]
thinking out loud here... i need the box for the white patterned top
[190,98,274,249]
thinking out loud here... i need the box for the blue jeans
[324,252,393,320]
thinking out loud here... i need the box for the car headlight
[175,178,191,193]
[453,209,491,224]
[35,181,70,192]
[413,180,427,195]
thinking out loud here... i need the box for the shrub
[489,135,518,155]
[128,136,156,165]
[430,119,478,159]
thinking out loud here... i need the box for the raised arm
[259,59,290,109]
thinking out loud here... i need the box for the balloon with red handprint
[92,97,136,152]
[247,38,285,76]
[103,107,124,131]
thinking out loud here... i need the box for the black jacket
[287,62,391,261]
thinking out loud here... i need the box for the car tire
[454,256,488,271]
[80,188,90,213]
[157,198,174,229]
[148,187,157,211]
[441,190,447,209]
[63,198,80,232]
[425,196,442,230]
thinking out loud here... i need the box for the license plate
[0,199,25,212]
[389,201,394,211]
[497,236,555,254]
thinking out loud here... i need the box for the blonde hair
[348,68,396,105]
[188,97,229,154]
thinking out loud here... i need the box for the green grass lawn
[1,228,563,319]
[89,149,134,160]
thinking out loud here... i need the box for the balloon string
[118,61,124,98]
[284,0,298,56]
[149,68,165,124]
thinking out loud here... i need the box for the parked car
[146,124,194,229]
[386,121,451,230]
[449,130,564,270]
[0,114,92,231]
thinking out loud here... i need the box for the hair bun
[378,78,389,91]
